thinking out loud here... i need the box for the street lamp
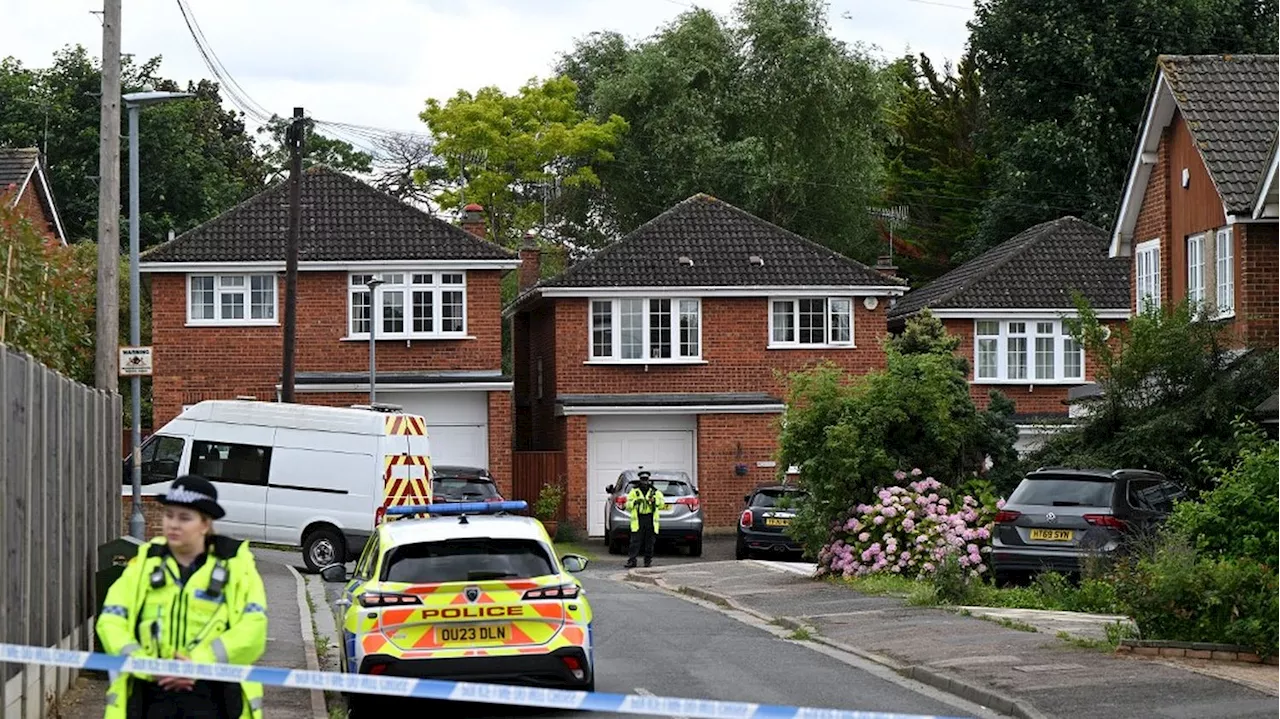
[123,90,193,541]
[365,276,385,405]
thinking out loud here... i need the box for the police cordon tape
[0,643,972,719]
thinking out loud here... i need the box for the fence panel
[0,347,121,718]
[511,451,567,519]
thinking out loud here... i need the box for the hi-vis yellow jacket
[625,487,667,532]
[96,536,268,719]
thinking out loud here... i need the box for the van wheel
[303,528,344,574]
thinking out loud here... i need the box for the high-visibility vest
[626,487,667,532]
[97,536,269,719]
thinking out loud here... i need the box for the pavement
[626,559,1280,719]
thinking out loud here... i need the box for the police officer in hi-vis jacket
[624,470,667,569]
[98,475,269,719]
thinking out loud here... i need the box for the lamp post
[123,90,193,540]
[365,276,385,405]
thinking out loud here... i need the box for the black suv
[990,468,1184,583]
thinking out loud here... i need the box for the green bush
[1114,537,1279,657]
[1169,442,1279,566]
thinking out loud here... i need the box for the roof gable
[0,147,67,245]
[1112,55,1279,256]
[889,216,1129,321]
[141,166,516,264]
[535,194,905,292]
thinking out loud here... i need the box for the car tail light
[614,496,627,508]
[676,497,700,511]
[523,583,580,600]
[993,510,1021,524]
[561,655,586,680]
[740,509,753,527]
[1084,514,1126,529]
[374,505,387,526]
[367,663,388,675]
[357,592,422,608]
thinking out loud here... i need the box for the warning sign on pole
[119,346,153,376]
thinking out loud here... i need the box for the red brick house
[0,147,68,246]
[1109,54,1278,347]
[139,167,520,491]
[506,194,907,534]
[887,216,1131,454]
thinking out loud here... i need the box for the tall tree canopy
[965,0,1279,257]
[0,45,268,246]
[557,0,890,258]
[257,115,374,183]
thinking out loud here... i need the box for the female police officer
[98,475,269,719]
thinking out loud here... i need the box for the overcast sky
[3,0,975,152]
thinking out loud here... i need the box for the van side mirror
[319,564,349,582]
[561,554,589,573]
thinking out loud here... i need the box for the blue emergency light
[384,500,528,517]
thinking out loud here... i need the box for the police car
[321,501,594,711]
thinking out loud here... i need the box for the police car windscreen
[382,538,556,583]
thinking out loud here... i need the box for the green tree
[257,115,374,183]
[965,0,1279,256]
[557,0,890,257]
[420,76,628,248]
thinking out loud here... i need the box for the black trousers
[129,678,240,719]
[628,513,656,561]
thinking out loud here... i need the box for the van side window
[140,436,185,485]
[191,441,272,486]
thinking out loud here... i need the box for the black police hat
[159,475,226,519]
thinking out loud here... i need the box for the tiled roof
[0,148,38,196]
[889,216,1130,321]
[142,166,515,263]
[1159,55,1279,213]
[536,194,906,290]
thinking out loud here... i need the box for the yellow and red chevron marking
[381,454,432,508]
[384,415,428,436]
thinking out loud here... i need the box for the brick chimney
[519,232,542,292]
[875,254,898,279]
[461,203,486,239]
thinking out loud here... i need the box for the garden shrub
[1168,442,1278,566]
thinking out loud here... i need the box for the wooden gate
[511,451,567,519]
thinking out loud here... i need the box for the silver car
[603,469,703,557]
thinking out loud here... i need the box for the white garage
[387,390,489,469]
[586,414,695,537]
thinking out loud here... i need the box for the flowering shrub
[817,470,998,580]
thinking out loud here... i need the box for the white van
[123,400,432,571]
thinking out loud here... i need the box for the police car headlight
[357,591,423,608]
[522,584,580,600]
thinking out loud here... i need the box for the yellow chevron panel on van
[385,415,428,436]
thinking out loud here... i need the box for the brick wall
[486,390,513,496]
[1237,222,1279,348]
[561,415,588,528]
[1132,126,1172,310]
[696,413,782,527]
[549,296,890,396]
[7,183,61,246]
[149,269,506,426]
[119,495,165,539]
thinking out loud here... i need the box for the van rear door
[378,414,433,517]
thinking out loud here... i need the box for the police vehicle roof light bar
[385,500,528,517]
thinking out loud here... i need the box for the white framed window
[1214,227,1234,318]
[971,319,1085,383]
[1187,233,1206,314]
[1135,239,1161,313]
[187,273,277,325]
[589,297,702,362]
[769,297,854,348]
[348,272,467,339]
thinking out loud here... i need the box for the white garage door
[387,391,489,469]
[586,415,695,537]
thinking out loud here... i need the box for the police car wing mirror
[605,484,615,494]
[319,564,349,582]
[561,554,589,573]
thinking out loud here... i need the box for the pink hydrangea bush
[817,470,1002,580]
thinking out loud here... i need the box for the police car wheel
[303,528,345,574]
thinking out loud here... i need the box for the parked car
[604,470,703,557]
[430,465,504,503]
[736,484,807,560]
[990,467,1184,584]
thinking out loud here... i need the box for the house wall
[149,268,507,426]
[550,296,889,396]
[943,317,1125,416]
[1238,222,1279,348]
[695,413,782,527]
[514,303,560,451]
[6,183,59,245]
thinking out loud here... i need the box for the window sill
[970,378,1087,386]
[583,359,709,366]
[1211,311,1236,321]
[767,343,856,350]
[341,335,476,342]
[186,320,279,328]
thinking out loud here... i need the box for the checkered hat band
[166,487,214,505]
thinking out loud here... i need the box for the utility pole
[95,0,122,391]
[280,107,304,403]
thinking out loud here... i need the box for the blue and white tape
[0,643,969,719]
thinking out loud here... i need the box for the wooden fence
[1,348,122,718]
[511,451,567,519]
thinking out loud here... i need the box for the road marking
[635,686,690,719]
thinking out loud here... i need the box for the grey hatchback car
[604,470,703,557]
[990,467,1184,583]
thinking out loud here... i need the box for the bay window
[348,272,466,339]
[589,297,701,361]
[973,319,1084,382]
[187,273,277,325]
[770,297,854,347]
